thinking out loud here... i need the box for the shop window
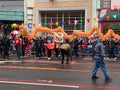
[75,0,87,1]
[37,0,49,2]
[37,0,69,2]
[56,0,69,1]
[102,22,120,34]
[102,0,111,9]
[41,10,85,33]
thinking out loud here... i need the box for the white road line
[0,61,21,63]
[0,81,79,88]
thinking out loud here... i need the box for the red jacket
[14,38,22,46]
[81,40,87,49]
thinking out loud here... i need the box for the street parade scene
[0,0,120,90]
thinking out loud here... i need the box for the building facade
[25,0,94,33]
[0,0,24,34]
[25,0,120,34]
[24,0,34,33]
[96,0,120,34]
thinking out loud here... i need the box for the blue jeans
[92,56,110,79]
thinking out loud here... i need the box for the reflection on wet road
[0,60,120,90]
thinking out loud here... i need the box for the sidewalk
[0,54,119,64]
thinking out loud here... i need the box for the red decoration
[49,0,54,2]
[87,18,90,23]
[44,43,55,50]
[49,22,53,26]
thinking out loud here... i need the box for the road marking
[0,78,119,90]
[0,60,120,67]
[0,61,21,63]
[0,80,79,88]
[0,65,120,75]
[0,78,120,89]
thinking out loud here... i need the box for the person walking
[91,37,112,81]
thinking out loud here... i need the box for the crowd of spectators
[0,34,119,61]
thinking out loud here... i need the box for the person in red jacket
[81,37,88,58]
[14,35,22,60]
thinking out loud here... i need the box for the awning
[100,9,120,22]
[0,10,24,21]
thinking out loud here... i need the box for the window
[102,22,120,34]
[37,0,69,2]
[102,0,111,9]
[75,0,87,1]
[37,0,49,2]
[40,10,85,33]
[27,9,33,15]
[56,0,69,1]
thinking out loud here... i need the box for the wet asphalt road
[0,56,120,90]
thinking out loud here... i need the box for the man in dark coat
[34,36,44,59]
[1,35,10,59]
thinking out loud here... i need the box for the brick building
[25,0,120,35]
[25,0,94,33]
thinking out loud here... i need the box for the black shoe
[105,77,112,82]
[92,76,99,79]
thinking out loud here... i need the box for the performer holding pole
[60,39,72,64]
[54,32,64,59]
[44,34,55,60]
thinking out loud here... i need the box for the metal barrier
[72,45,120,57]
